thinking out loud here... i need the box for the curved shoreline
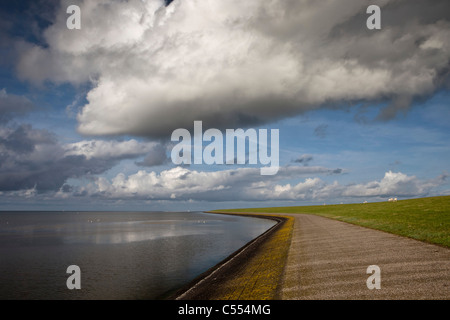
[167,209,450,300]
[168,212,294,300]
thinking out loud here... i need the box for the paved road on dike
[279,214,450,300]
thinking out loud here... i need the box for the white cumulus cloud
[15,0,450,138]
[82,168,446,202]
[64,139,162,160]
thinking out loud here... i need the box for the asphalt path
[280,214,450,300]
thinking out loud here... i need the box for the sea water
[0,211,275,300]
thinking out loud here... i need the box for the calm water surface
[0,211,275,300]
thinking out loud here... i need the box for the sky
[0,0,449,211]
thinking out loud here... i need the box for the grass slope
[216,196,450,248]
[177,213,294,300]
[208,214,294,300]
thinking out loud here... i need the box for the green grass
[215,196,450,248]
[204,214,294,300]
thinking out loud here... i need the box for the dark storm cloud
[325,0,450,120]
[0,0,59,45]
[0,89,34,123]
[135,143,169,167]
[0,124,164,192]
[293,154,313,166]
[0,124,114,192]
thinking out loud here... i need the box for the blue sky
[0,0,449,211]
